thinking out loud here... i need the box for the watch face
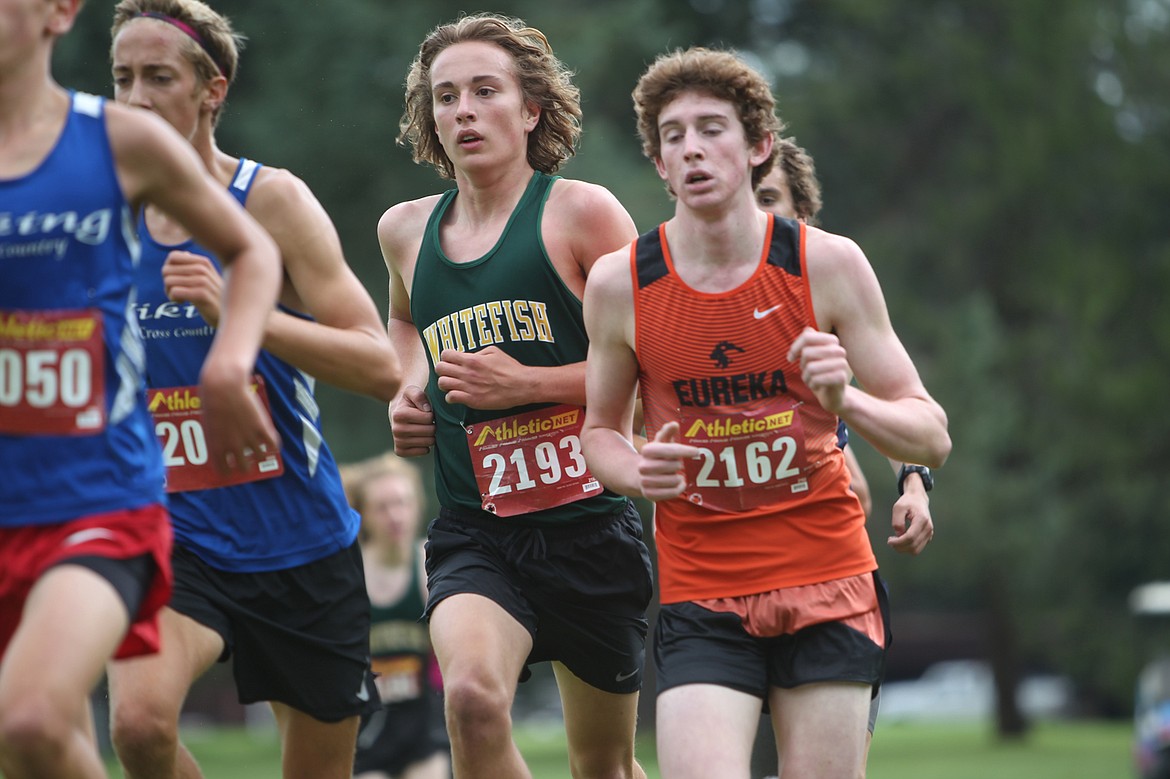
[900,465,932,493]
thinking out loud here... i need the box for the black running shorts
[170,541,380,722]
[424,501,653,694]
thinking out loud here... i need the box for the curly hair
[633,47,785,190]
[398,13,582,180]
[775,136,823,224]
[110,0,245,126]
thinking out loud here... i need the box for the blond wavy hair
[398,13,581,179]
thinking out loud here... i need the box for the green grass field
[865,720,1133,779]
[100,718,1135,779]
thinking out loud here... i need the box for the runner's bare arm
[800,227,950,467]
[581,250,640,493]
[582,249,700,501]
[107,103,281,470]
[380,201,437,457]
[242,169,400,401]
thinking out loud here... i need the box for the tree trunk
[985,570,1029,738]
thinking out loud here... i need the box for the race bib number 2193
[466,404,602,517]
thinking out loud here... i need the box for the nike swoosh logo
[356,680,371,702]
[615,669,638,682]
[62,528,116,546]
[753,304,782,319]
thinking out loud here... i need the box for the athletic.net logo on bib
[466,403,602,516]
[148,377,283,492]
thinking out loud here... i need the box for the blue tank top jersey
[0,92,164,527]
[133,158,358,572]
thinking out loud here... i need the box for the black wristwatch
[897,464,933,496]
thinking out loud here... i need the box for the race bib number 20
[467,404,602,516]
[148,377,283,492]
[0,308,106,435]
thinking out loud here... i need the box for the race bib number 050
[0,308,106,435]
[678,400,809,512]
[149,377,284,492]
[466,404,602,517]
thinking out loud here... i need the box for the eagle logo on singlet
[709,340,746,368]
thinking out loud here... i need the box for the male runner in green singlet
[378,13,651,779]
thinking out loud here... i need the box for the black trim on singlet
[634,226,669,290]
[636,216,802,290]
[766,214,803,276]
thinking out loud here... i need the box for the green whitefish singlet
[410,171,625,525]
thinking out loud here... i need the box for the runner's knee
[110,694,180,762]
[0,693,71,770]
[442,673,512,737]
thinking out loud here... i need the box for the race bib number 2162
[679,400,809,512]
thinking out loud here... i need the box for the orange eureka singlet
[632,215,876,604]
